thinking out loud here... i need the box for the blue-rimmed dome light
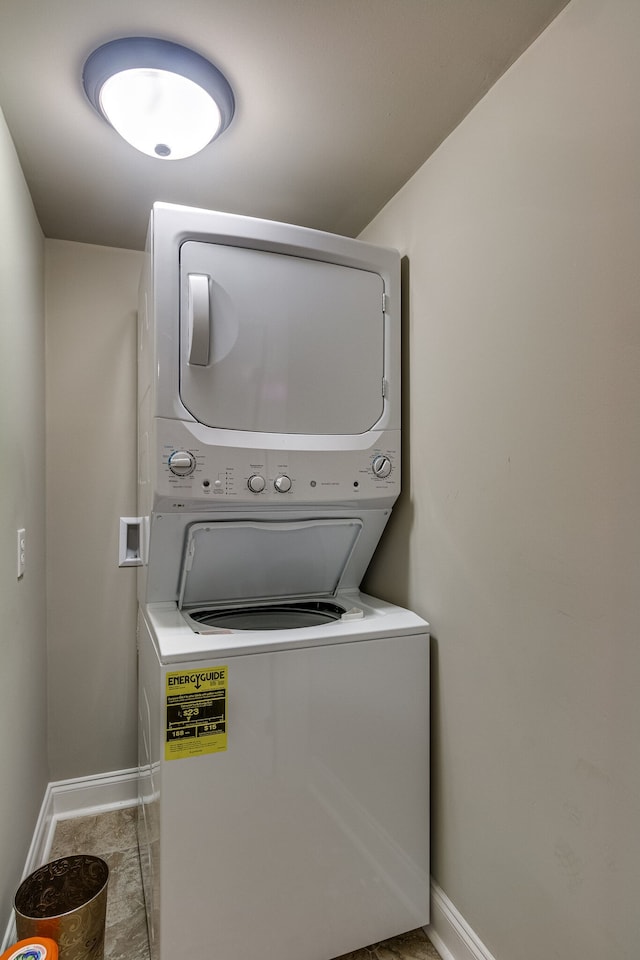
[83,37,235,160]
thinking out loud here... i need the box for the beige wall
[45,240,143,780]
[361,0,640,957]
[0,109,47,921]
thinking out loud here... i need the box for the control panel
[154,420,399,507]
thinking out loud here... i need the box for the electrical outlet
[17,528,25,578]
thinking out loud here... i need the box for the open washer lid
[177,519,363,609]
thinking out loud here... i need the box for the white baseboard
[48,767,139,821]
[425,880,498,960]
[1,768,138,953]
[29,767,139,874]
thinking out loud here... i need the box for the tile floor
[49,807,148,960]
[49,807,441,960]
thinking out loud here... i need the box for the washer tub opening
[188,600,346,631]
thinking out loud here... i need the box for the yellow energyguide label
[165,666,227,760]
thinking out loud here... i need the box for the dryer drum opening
[189,599,346,631]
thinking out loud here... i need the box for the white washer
[138,591,429,960]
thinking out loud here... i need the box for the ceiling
[0,0,569,251]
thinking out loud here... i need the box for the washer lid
[177,519,363,609]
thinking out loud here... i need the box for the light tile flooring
[49,808,148,960]
[49,808,441,960]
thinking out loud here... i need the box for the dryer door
[179,242,385,435]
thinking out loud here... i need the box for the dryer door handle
[187,273,211,366]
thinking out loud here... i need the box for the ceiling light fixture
[82,37,235,160]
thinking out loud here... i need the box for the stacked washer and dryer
[136,203,429,960]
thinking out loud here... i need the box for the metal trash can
[14,856,109,960]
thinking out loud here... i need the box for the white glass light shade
[83,38,235,160]
[99,68,222,160]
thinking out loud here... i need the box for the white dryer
[136,204,430,960]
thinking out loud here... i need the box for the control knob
[372,455,392,479]
[247,474,266,493]
[274,475,292,493]
[168,450,196,476]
